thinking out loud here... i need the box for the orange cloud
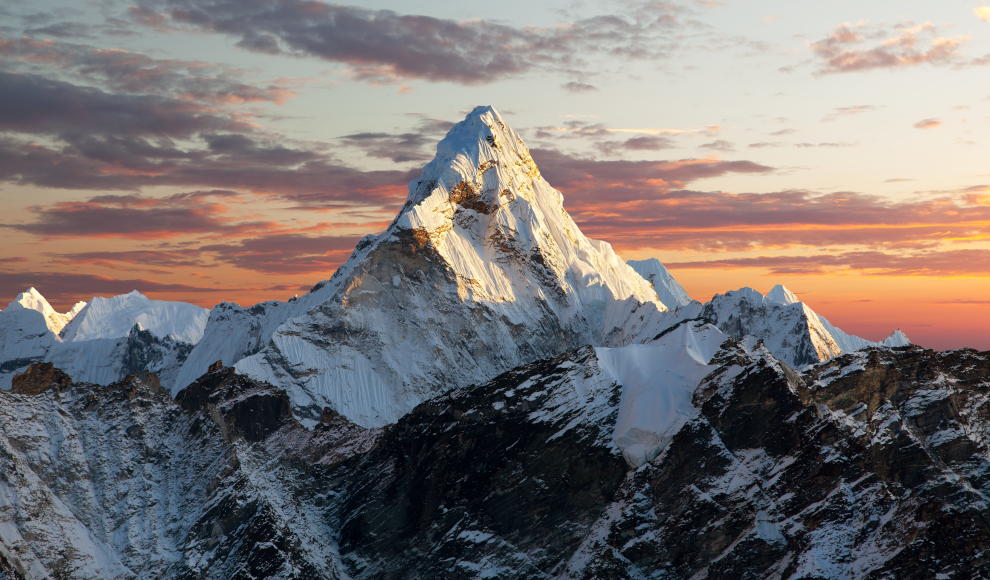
[913,118,942,129]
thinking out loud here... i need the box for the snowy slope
[700,285,842,368]
[626,258,693,308]
[817,314,911,352]
[0,289,85,389]
[234,106,669,427]
[61,290,209,344]
[171,234,382,394]
[597,321,725,467]
[1,289,205,390]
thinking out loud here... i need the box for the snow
[764,284,799,306]
[818,315,912,353]
[1,289,204,390]
[626,258,694,308]
[61,290,209,344]
[232,105,673,427]
[597,322,725,467]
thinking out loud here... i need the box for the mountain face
[229,106,668,427]
[0,290,206,390]
[689,284,911,369]
[1,105,962,580]
[626,258,693,308]
[3,333,988,579]
[0,289,84,389]
[60,290,209,345]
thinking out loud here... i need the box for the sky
[0,0,988,350]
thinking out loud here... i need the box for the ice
[597,322,726,467]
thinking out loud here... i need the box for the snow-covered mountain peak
[764,284,799,306]
[883,328,911,347]
[5,287,84,334]
[61,290,210,344]
[626,258,694,308]
[229,106,671,427]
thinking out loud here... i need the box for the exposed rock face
[10,363,71,396]
[4,341,989,579]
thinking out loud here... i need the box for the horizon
[1,0,989,350]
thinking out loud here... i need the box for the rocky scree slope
[3,335,989,579]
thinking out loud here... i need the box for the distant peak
[764,284,799,306]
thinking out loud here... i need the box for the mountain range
[2,106,985,580]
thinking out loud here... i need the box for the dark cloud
[0,131,415,208]
[131,0,684,84]
[44,249,205,269]
[665,249,990,277]
[24,21,94,38]
[699,140,735,152]
[562,82,598,93]
[0,70,246,138]
[338,118,454,163]
[526,148,990,252]
[2,193,282,240]
[595,135,677,156]
[0,36,300,105]
[200,233,364,275]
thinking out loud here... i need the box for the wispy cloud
[913,118,942,129]
[811,22,970,74]
[128,0,686,85]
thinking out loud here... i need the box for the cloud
[913,118,942,129]
[822,105,879,122]
[811,22,969,74]
[0,36,301,106]
[199,233,365,275]
[0,70,248,138]
[2,192,285,240]
[664,249,990,277]
[525,151,990,253]
[561,82,598,93]
[699,140,735,152]
[44,249,204,269]
[129,0,684,85]
[977,7,990,23]
[338,118,454,163]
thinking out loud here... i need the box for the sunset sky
[1,0,989,350]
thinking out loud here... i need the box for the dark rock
[10,362,71,395]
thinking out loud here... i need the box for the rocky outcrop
[3,338,989,578]
[10,363,71,396]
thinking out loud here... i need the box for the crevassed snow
[627,258,694,308]
[61,290,209,344]
[597,322,726,467]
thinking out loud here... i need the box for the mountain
[684,283,911,368]
[626,258,693,308]
[223,106,668,427]
[0,289,207,390]
[0,289,84,389]
[3,330,987,579]
[60,290,209,344]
